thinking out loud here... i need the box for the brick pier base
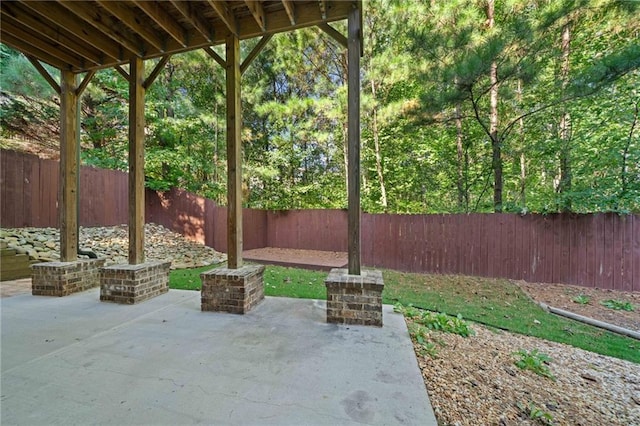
[99,261,171,304]
[31,258,106,297]
[201,265,265,314]
[325,268,385,326]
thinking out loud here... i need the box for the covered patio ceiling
[0,1,356,73]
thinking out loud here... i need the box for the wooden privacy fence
[2,149,639,291]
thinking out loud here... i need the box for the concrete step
[1,250,33,281]
[1,248,17,257]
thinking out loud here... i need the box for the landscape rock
[0,224,226,269]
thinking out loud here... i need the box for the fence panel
[2,149,638,291]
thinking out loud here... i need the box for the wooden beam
[134,0,187,48]
[144,56,171,89]
[347,5,361,275]
[76,70,96,96]
[244,1,266,32]
[26,56,61,94]
[59,70,78,262]
[319,0,327,20]
[2,20,86,70]
[226,33,242,269]
[170,0,214,42]
[204,47,226,68]
[97,0,165,52]
[240,34,272,75]
[318,23,347,49]
[20,1,123,61]
[57,0,143,56]
[1,4,104,66]
[115,65,130,82]
[3,35,70,71]
[281,0,296,25]
[128,57,146,264]
[207,0,238,36]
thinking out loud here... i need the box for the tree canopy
[1,0,638,213]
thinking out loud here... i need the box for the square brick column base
[100,261,171,304]
[32,258,106,297]
[201,265,265,314]
[325,268,385,326]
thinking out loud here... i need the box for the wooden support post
[59,70,78,262]
[226,33,243,269]
[347,5,361,275]
[128,57,145,264]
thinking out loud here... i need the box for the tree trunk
[370,79,388,209]
[455,100,465,210]
[557,21,572,212]
[487,0,502,212]
[517,78,526,208]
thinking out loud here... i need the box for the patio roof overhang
[0,0,363,276]
[1,1,356,73]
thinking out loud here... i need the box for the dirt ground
[516,281,640,332]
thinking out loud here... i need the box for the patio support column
[128,56,145,264]
[347,4,361,275]
[59,70,78,262]
[226,32,243,269]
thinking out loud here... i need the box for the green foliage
[394,303,475,337]
[600,299,635,311]
[572,294,590,305]
[517,401,555,425]
[513,349,556,380]
[407,323,440,358]
[2,0,639,213]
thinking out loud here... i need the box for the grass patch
[170,264,218,290]
[169,264,639,363]
[263,266,327,299]
[382,269,639,364]
[169,263,327,299]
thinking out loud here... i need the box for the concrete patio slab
[1,289,436,425]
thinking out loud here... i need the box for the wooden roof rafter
[96,1,166,53]
[282,0,296,25]
[19,1,125,61]
[133,0,188,48]
[57,0,144,57]
[207,0,239,36]
[0,1,360,73]
[170,0,214,43]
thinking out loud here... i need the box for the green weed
[572,294,590,305]
[513,349,555,380]
[600,299,635,311]
[407,323,439,358]
[395,303,475,337]
[517,401,554,425]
